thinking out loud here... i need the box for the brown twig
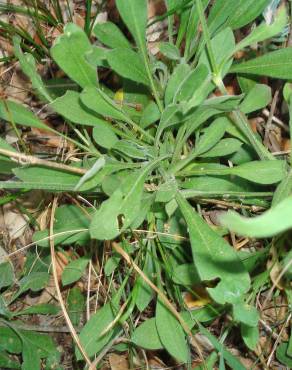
[49,197,92,367]
[112,242,206,368]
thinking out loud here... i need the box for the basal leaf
[230,48,292,80]
[131,318,163,350]
[0,262,14,290]
[241,324,259,351]
[90,159,160,240]
[233,6,287,54]
[93,21,131,49]
[107,48,150,86]
[93,125,119,149]
[239,84,272,114]
[76,296,120,360]
[165,63,191,105]
[116,0,147,52]
[220,196,292,238]
[176,193,250,305]
[156,299,189,363]
[13,36,52,102]
[0,100,53,132]
[50,90,110,127]
[51,23,97,88]
[199,138,242,158]
[159,42,181,60]
[81,87,126,121]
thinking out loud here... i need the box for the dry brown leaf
[108,353,129,370]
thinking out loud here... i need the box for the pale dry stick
[262,108,289,132]
[0,148,87,175]
[267,312,292,367]
[263,257,292,309]
[49,197,93,367]
[264,90,279,147]
[1,228,89,262]
[86,260,92,322]
[99,300,128,337]
[112,242,206,368]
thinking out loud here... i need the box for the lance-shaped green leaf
[51,23,97,88]
[156,299,189,363]
[165,63,191,105]
[233,5,287,55]
[199,138,243,158]
[90,159,161,240]
[181,160,287,185]
[93,21,131,49]
[0,100,53,131]
[13,36,52,102]
[176,192,250,305]
[226,0,271,30]
[131,318,163,350]
[230,48,292,80]
[50,90,110,127]
[239,84,272,114]
[220,196,292,238]
[76,296,120,360]
[116,0,147,52]
[107,48,150,87]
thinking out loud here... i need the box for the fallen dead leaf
[108,353,129,370]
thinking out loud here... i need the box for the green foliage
[1,0,291,367]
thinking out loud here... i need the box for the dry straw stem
[49,197,93,367]
[0,148,86,175]
[112,242,206,367]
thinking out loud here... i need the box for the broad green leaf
[14,304,59,316]
[116,0,147,52]
[86,46,108,67]
[198,323,246,370]
[74,157,106,191]
[0,327,22,353]
[0,100,53,131]
[67,287,85,326]
[22,339,40,370]
[155,105,180,145]
[107,48,150,86]
[159,42,181,60]
[20,331,57,359]
[241,324,259,351]
[199,138,243,157]
[220,196,292,238]
[62,258,89,286]
[156,299,189,363]
[50,90,110,127]
[76,296,120,360]
[233,303,259,327]
[226,0,271,29]
[13,36,51,102]
[174,64,210,103]
[230,48,292,80]
[93,125,118,149]
[93,22,131,49]
[33,205,91,247]
[51,23,97,88]
[131,318,163,350]
[176,193,250,305]
[239,84,272,114]
[113,140,148,160]
[207,0,238,34]
[195,117,229,156]
[165,63,191,105]
[0,262,14,289]
[233,6,287,55]
[90,159,160,240]
[171,264,200,286]
[81,87,126,121]
[199,27,235,76]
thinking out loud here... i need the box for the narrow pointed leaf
[230,48,292,80]
[220,196,292,238]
